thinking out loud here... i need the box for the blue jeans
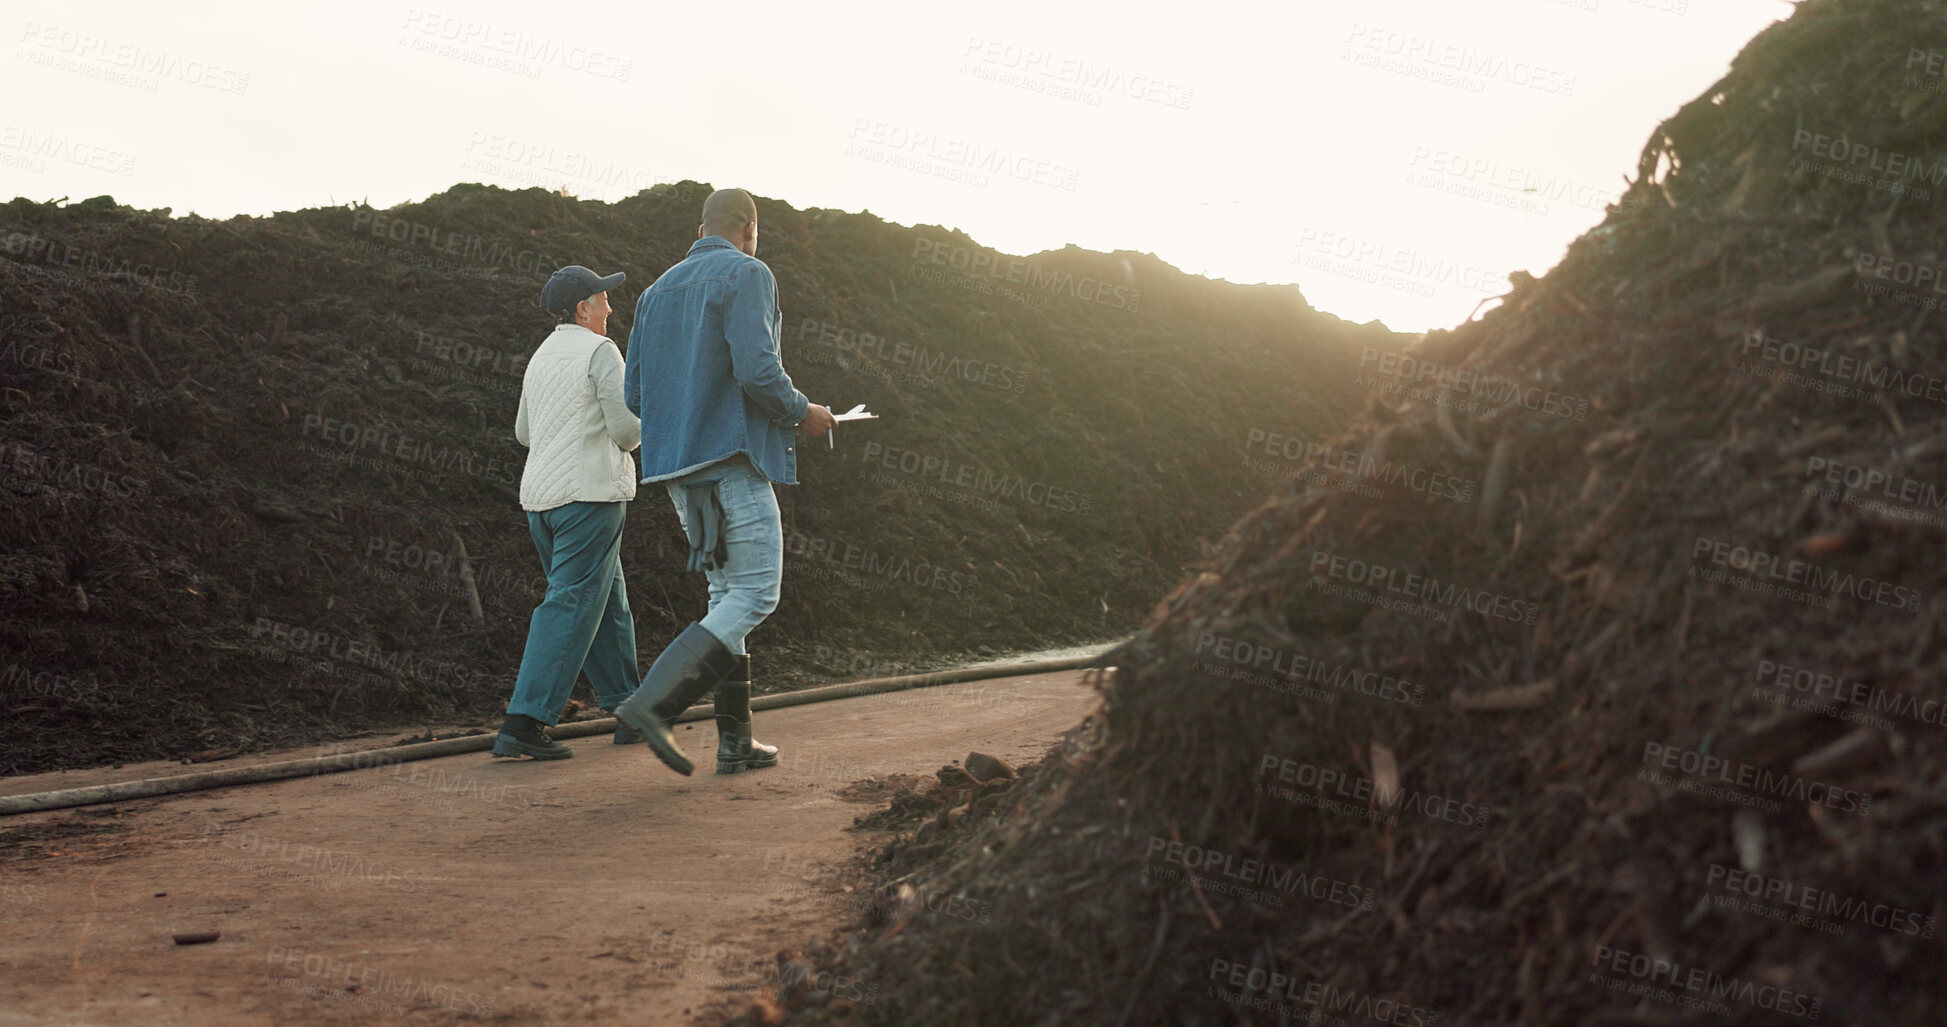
[661,456,782,656]
[505,501,639,724]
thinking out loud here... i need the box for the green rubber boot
[715,654,779,774]
[614,623,737,776]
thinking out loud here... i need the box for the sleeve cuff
[787,393,810,427]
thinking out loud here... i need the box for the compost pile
[0,180,1395,773]
[756,2,1947,1024]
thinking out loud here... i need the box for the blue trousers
[505,501,639,724]
[660,456,782,657]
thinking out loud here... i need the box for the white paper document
[831,404,878,422]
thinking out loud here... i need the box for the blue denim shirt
[625,236,810,485]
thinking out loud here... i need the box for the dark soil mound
[0,183,1398,773]
[754,3,1947,1024]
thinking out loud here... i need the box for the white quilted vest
[518,324,638,511]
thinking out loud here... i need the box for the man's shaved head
[701,188,758,235]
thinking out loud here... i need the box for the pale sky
[2,0,1789,332]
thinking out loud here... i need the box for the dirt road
[0,669,1100,1025]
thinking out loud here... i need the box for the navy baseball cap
[541,265,626,317]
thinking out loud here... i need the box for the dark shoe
[716,654,779,775]
[615,623,736,776]
[491,714,573,760]
[602,709,643,745]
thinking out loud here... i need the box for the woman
[493,265,642,759]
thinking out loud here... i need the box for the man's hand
[798,403,836,438]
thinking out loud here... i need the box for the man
[615,188,835,775]
[492,265,643,760]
